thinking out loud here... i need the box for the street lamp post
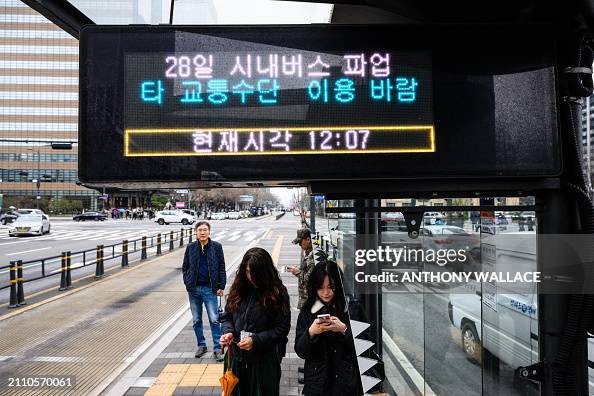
[35,146,40,209]
[28,146,41,209]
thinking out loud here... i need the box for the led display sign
[79,25,560,186]
[124,40,434,158]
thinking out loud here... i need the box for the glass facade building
[0,0,99,211]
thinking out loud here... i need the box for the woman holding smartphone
[220,247,290,396]
[294,259,359,396]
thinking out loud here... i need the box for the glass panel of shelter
[316,197,539,396]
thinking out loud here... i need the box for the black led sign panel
[79,25,560,186]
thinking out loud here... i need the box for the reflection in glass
[324,199,540,396]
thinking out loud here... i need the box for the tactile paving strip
[145,364,223,395]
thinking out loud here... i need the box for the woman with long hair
[220,247,290,396]
[294,259,359,396]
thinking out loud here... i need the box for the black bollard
[180,228,184,247]
[8,261,18,308]
[95,245,104,279]
[141,236,147,260]
[169,231,174,251]
[121,240,129,267]
[100,245,105,276]
[59,252,67,291]
[157,233,162,255]
[188,228,193,243]
[66,251,72,289]
[16,260,26,305]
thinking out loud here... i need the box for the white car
[154,210,194,225]
[8,214,51,236]
[227,211,241,220]
[18,208,46,216]
[211,212,227,220]
[182,209,198,221]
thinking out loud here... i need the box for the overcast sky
[173,0,333,24]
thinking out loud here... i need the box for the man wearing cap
[287,228,316,309]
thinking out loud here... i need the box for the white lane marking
[6,246,52,256]
[244,231,257,242]
[382,328,437,396]
[50,261,84,274]
[0,240,29,246]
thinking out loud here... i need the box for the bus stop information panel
[79,25,560,185]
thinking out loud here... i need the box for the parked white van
[448,233,539,372]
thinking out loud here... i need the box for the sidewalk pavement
[120,226,304,396]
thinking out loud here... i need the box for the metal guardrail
[2,227,194,307]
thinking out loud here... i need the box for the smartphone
[317,314,331,322]
[240,330,254,340]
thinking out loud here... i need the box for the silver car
[8,214,51,236]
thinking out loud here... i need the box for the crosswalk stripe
[244,231,257,242]
[106,231,140,241]
[50,231,89,240]
[70,231,108,240]
[210,230,229,241]
[0,228,265,243]
[227,231,243,242]
[100,231,132,241]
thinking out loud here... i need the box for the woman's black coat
[294,299,358,396]
[221,287,290,363]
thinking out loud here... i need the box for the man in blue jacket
[182,221,226,361]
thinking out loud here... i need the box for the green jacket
[297,248,315,309]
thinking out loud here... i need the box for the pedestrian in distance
[286,228,316,309]
[295,259,359,396]
[526,216,535,231]
[470,211,480,232]
[286,228,318,383]
[220,247,290,396]
[182,221,226,361]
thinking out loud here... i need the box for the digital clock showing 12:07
[124,126,434,157]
